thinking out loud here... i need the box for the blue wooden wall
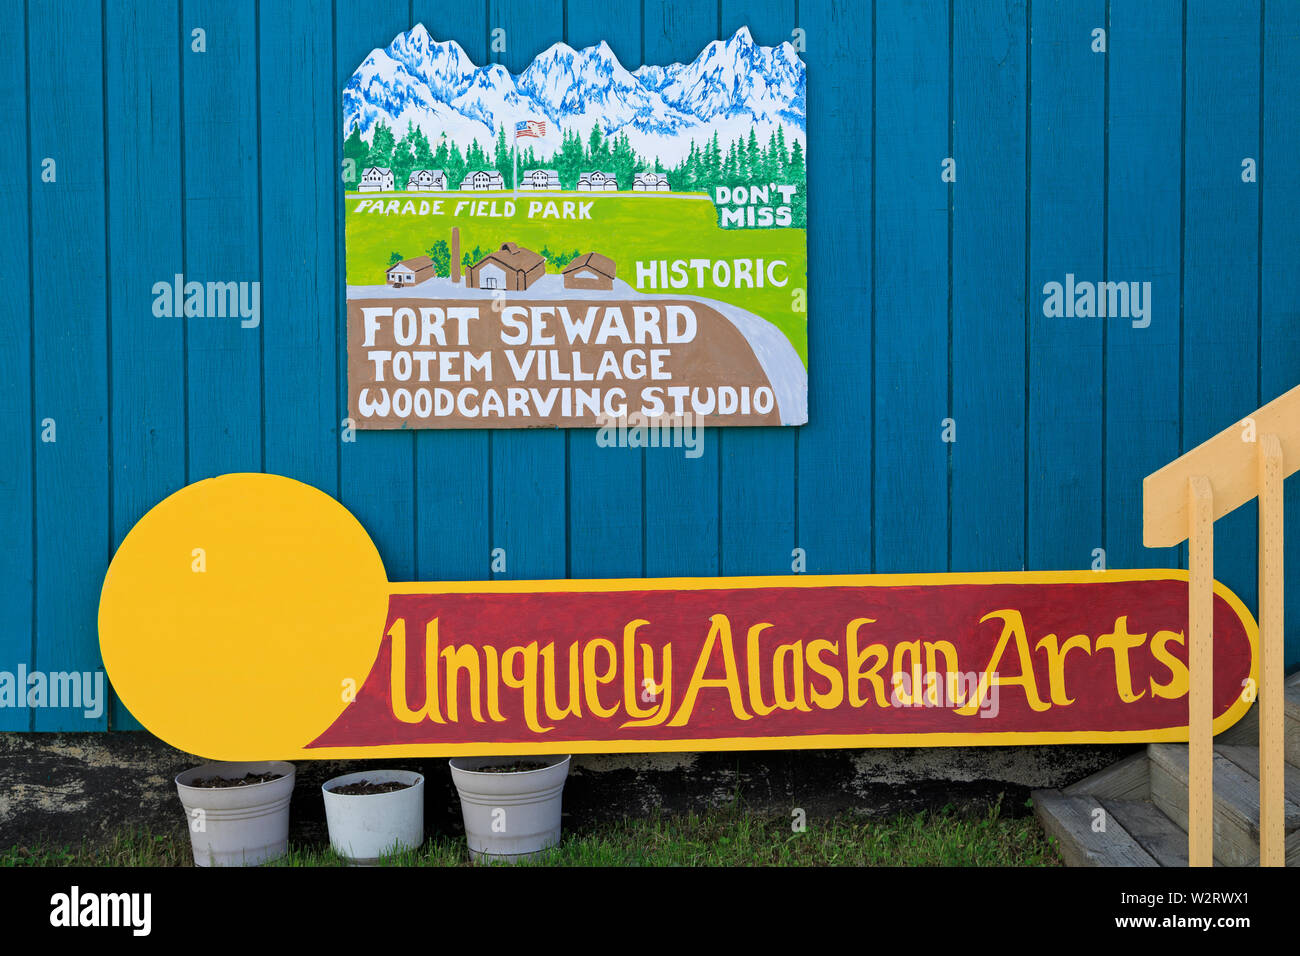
[1,0,1296,733]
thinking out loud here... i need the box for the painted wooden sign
[342,25,808,428]
[98,475,1258,760]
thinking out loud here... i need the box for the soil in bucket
[328,779,414,795]
[474,760,552,773]
[188,771,284,788]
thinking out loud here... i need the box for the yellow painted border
[305,567,1259,757]
[392,566,1239,592]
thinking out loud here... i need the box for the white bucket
[321,769,425,864]
[448,755,571,863]
[175,761,295,867]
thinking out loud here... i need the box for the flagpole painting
[342,24,809,429]
[514,119,547,201]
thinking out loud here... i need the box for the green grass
[1,798,1061,867]
[346,193,809,365]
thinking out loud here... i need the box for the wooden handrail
[1144,383,1300,547]
[1143,385,1292,867]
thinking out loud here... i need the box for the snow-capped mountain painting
[343,23,806,168]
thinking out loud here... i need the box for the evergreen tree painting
[343,123,368,187]
[494,127,514,189]
[425,239,451,276]
[365,121,396,172]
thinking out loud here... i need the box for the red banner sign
[308,574,1257,753]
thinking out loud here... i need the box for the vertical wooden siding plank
[714,2,798,577]
[410,1,491,582]
[1105,1,1181,574]
[1027,0,1104,572]
[1261,0,1300,665]
[29,0,109,730]
[642,0,722,577]
[106,0,186,731]
[563,0,645,580]
[1184,0,1260,614]
[183,0,262,482]
[487,0,568,581]
[951,1,1025,571]
[261,0,337,496]
[0,0,33,730]
[794,0,871,574]
[337,0,418,581]
[873,0,949,573]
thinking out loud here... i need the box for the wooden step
[1148,742,1300,866]
[1063,749,1149,800]
[1040,677,1300,867]
[1031,790,1160,866]
[1099,798,1190,866]
[1219,741,1300,866]
[1217,744,1300,807]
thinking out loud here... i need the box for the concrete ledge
[0,731,1137,849]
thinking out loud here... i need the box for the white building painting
[519,169,561,190]
[407,169,447,190]
[358,166,394,191]
[460,169,505,190]
[576,171,618,192]
[633,171,670,192]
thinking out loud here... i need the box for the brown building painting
[466,242,546,291]
[562,252,617,291]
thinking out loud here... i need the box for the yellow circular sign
[98,473,390,759]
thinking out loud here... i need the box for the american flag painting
[515,119,546,139]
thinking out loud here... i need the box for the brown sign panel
[347,292,784,428]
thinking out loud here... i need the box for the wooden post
[1187,475,1214,867]
[1258,434,1285,866]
